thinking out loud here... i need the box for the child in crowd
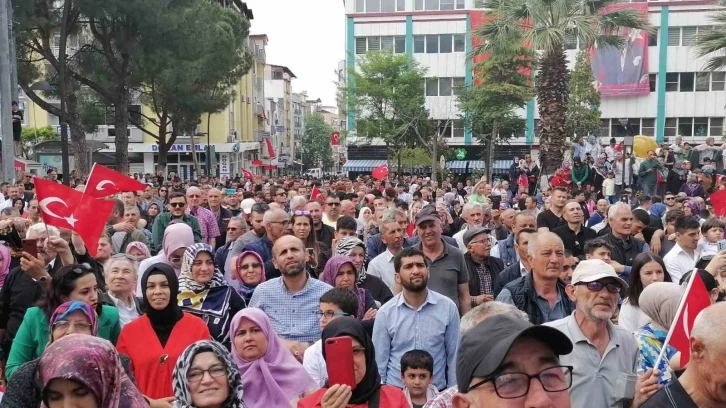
[697,217,726,258]
[302,288,359,388]
[400,350,438,408]
[603,172,616,204]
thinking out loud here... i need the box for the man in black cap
[451,314,574,408]
[463,227,503,307]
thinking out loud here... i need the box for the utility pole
[7,0,17,102]
[0,0,15,182]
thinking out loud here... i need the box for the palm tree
[695,0,726,71]
[473,0,649,173]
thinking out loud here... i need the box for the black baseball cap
[456,314,573,393]
[414,205,440,226]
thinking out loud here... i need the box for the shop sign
[151,144,207,152]
[219,154,230,177]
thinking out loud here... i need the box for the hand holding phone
[22,239,38,259]
[324,336,356,389]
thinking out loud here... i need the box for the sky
[245,0,346,106]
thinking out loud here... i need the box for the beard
[280,261,306,277]
[401,276,428,293]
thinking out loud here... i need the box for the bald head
[692,302,726,353]
[272,235,307,277]
[340,200,356,217]
[527,232,564,258]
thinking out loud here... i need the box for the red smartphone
[22,239,38,258]
[324,336,356,389]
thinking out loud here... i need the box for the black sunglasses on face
[251,203,269,212]
[169,202,185,208]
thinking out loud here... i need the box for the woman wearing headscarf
[144,202,162,227]
[37,335,149,408]
[320,256,377,322]
[177,243,245,347]
[230,308,317,408]
[0,301,137,408]
[231,251,266,304]
[137,222,195,294]
[635,282,683,385]
[356,207,372,238]
[679,173,704,197]
[666,160,689,194]
[0,243,11,290]
[298,317,408,408]
[171,340,245,408]
[126,241,151,261]
[6,264,121,379]
[649,202,667,229]
[335,237,392,305]
[117,263,211,403]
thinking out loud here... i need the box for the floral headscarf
[125,241,151,260]
[335,236,368,284]
[177,243,228,311]
[49,301,98,341]
[172,340,246,408]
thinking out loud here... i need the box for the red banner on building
[591,3,650,97]
[331,131,341,146]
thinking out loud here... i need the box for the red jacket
[297,385,409,408]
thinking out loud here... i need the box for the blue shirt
[249,276,332,343]
[496,287,569,324]
[372,289,460,391]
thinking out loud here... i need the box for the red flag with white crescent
[35,178,115,257]
[665,271,711,366]
[310,185,322,202]
[331,132,340,146]
[84,163,147,198]
[372,163,389,180]
[241,168,254,180]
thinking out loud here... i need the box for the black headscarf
[142,262,183,347]
[321,317,381,405]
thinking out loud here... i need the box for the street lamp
[30,81,70,185]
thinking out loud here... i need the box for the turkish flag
[241,168,254,180]
[85,163,147,198]
[35,178,115,257]
[372,163,389,180]
[331,131,340,146]
[709,189,726,216]
[310,185,322,202]
[666,271,711,366]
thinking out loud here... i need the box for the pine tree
[565,50,602,141]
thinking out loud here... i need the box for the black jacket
[601,232,646,276]
[464,253,504,297]
[315,223,336,250]
[503,273,574,325]
[212,206,234,248]
[495,262,527,296]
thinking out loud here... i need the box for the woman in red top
[116,263,210,406]
[298,317,408,408]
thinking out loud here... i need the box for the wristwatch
[32,274,51,283]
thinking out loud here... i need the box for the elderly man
[206,188,233,248]
[367,210,406,292]
[122,205,152,246]
[242,208,290,279]
[641,302,726,407]
[545,259,656,408]
[586,199,609,228]
[494,228,537,295]
[552,201,597,259]
[464,227,504,308]
[249,235,332,361]
[601,204,649,278]
[493,208,515,242]
[453,203,484,252]
[339,199,356,218]
[496,232,575,325]
[492,212,537,267]
[186,186,220,246]
[452,314,574,408]
[215,216,247,280]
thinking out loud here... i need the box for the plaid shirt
[423,387,456,408]
[187,206,220,242]
[471,261,493,306]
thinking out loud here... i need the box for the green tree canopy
[302,113,334,170]
[565,50,601,141]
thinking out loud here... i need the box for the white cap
[241,198,256,214]
[571,259,628,290]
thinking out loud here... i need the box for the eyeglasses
[316,310,351,319]
[227,227,241,232]
[160,189,167,193]
[52,320,93,332]
[468,239,489,246]
[577,281,622,294]
[187,194,201,198]
[294,210,311,216]
[186,365,227,383]
[251,203,270,212]
[469,366,573,399]
[169,202,186,208]
[665,196,675,200]
[239,262,261,270]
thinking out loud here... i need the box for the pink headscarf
[230,308,315,408]
[162,223,194,274]
[0,244,11,288]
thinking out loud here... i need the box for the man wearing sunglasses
[150,192,202,253]
[545,259,659,408]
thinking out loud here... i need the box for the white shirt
[617,299,651,333]
[367,249,397,292]
[663,243,699,283]
[302,339,327,388]
[453,226,469,254]
[518,261,529,277]
[107,291,140,327]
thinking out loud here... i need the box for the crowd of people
[0,137,724,407]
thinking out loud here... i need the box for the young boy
[697,217,726,258]
[400,350,438,408]
[302,288,359,388]
[603,172,616,204]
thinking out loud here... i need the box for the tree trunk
[487,120,498,183]
[432,134,438,183]
[156,112,170,175]
[113,83,130,173]
[536,48,570,176]
[190,131,200,179]
[66,91,90,177]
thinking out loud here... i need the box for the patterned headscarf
[39,334,148,408]
[178,243,227,310]
[125,241,151,260]
[320,256,366,320]
[335,236,368,284]
[172,340,246,408]
[49,301,98,341]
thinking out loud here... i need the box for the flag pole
[652,268,698,370]
[82,163,98,194]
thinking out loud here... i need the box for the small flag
[84,164,147,198]
[372,163,389,180]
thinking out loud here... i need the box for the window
[381,0,395,12]
[665,73,679,92]
[272,71,283,80]
[366,0,380,12]
[679,73,694,92]
[439,77,453,96]
[439,34,453,53]
[453,120,465,138]
[437,120,452,137]
[628,118,641,135]
[456,0,465,8]
[397,0,405,10]
[712,72,725,91]
[381,36,394,52]
[425,0,438,10]
[454,34,465,52]
[664,118,677,137]
[426,79,439,96]
[415,0,424,10]
[611,120,626,137]
[356,0,365,12]
[368,36,381,52]
[710,118,723,137]
[641,119,655,136]
[395,36,406,53]
[441,0,455,9]
[426,35,438,53]
[648,30,658,46]
[667,28,680,46]
[356,37,367,54]
[678,117,693,136]
[649,74,656,92]
[416,0,463,10]
[696,73,710,91]
[453,77,465,95]
[681,26,698,46]
[414,35,425,53]
[694,117,709,136]
[600,119,610,137]
[356,36,405,54]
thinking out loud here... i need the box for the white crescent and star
[95,180,117,191]
[38,197,79,227]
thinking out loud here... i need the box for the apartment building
[264,64,297,169]
[343,0,726,173]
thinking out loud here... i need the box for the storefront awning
[468,160,484,170]
[447,161,468,173]
[342,159,387,172]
